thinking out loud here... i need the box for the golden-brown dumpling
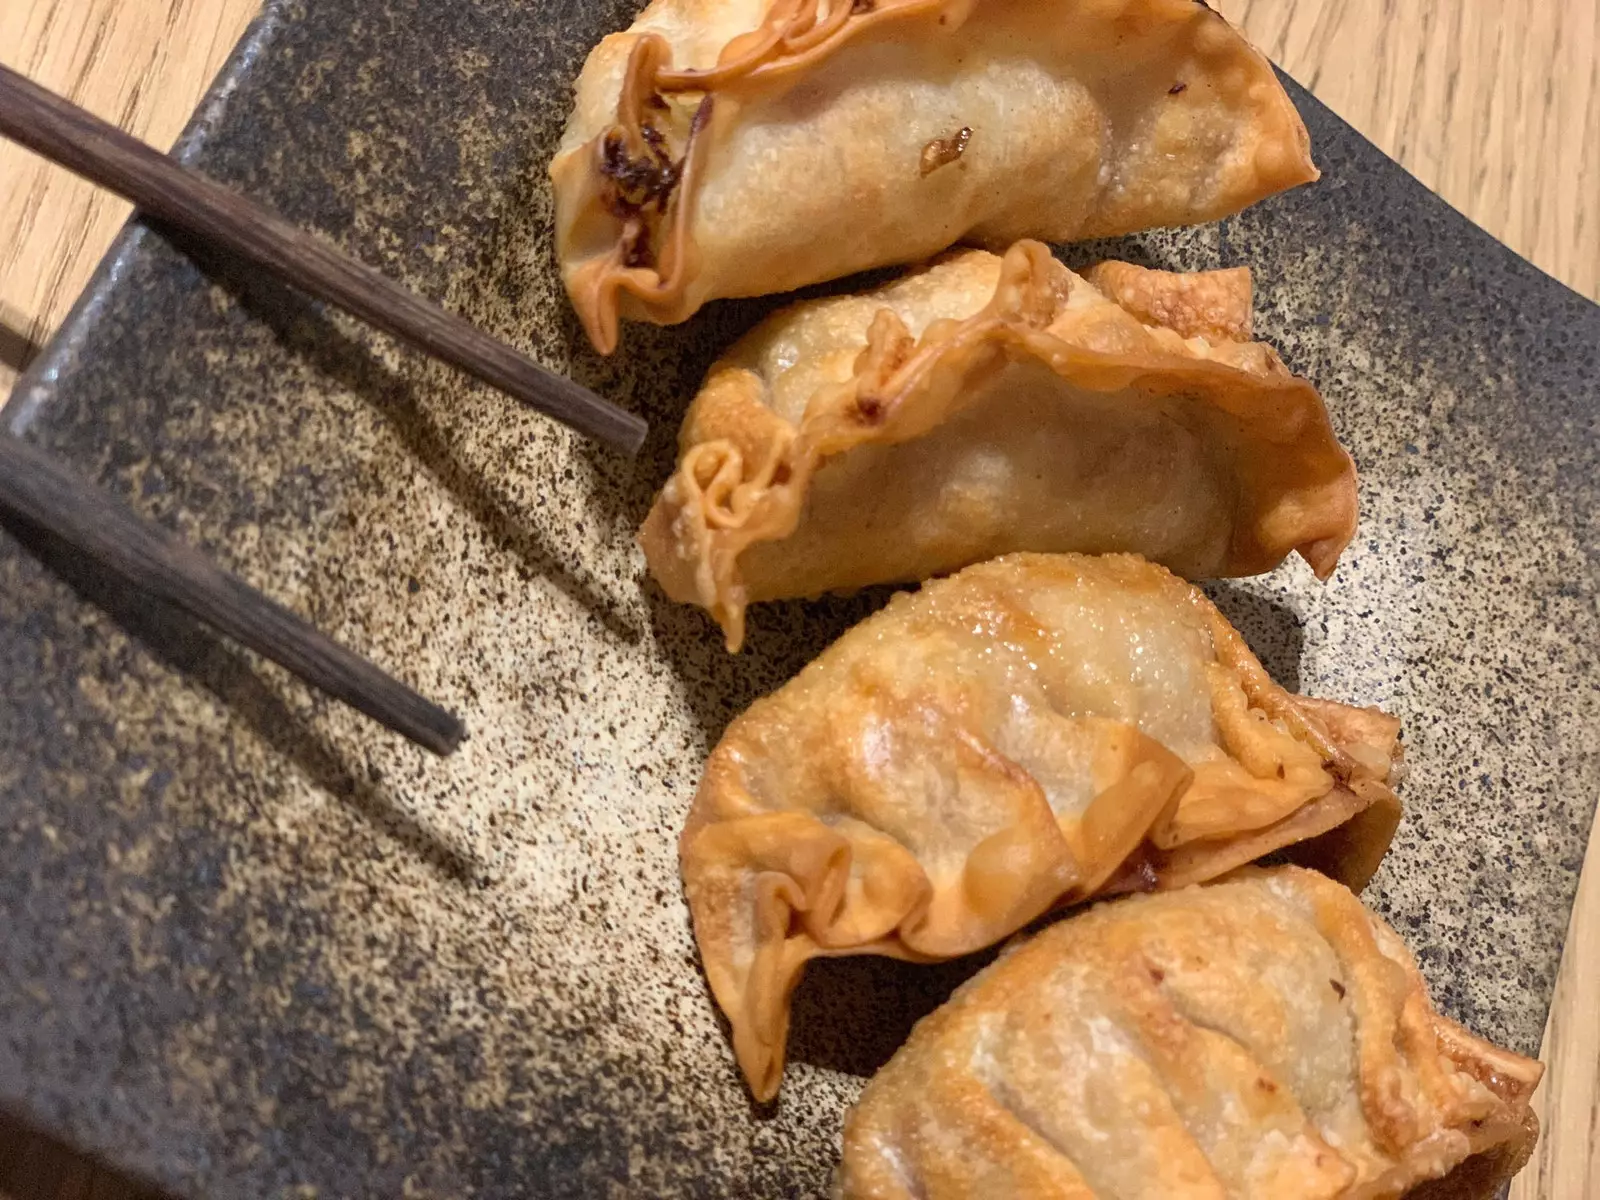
[552,0,1318,352]
[680,554,1402,1100]
[837,866,1543,1200]
[640,242,1356,650]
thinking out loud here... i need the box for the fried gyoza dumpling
[680,554,1403,1100]
[838,866,1543,1200]
[640,243,1357,650]
[552,0,1318,352]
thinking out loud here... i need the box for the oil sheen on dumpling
[552,0,1318,351]
[837,866,1543,1200]
[680,554,1403,1100]
[641,242,1356,650]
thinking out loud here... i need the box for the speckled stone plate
[2,1,1597,1196]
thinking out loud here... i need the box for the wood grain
[0,0,261,396]
[1217,0,1600,303]
[1509,815,1600,1200]
[0,1,1596,1198]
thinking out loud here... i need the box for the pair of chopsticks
[0,64,648,756]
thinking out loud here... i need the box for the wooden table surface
[1,1,1597,1197]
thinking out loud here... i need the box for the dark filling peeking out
[600,124,683,216]
[599,122,686,268]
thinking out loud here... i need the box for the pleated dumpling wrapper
[838,867,1543,1200]
[641,243,1357,650]
[552,0,1318,352]
[681,554,1403,1100]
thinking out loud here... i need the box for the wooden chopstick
[0,63,647,455]
[0,432,464,756]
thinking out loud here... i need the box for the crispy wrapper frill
[642,243,1356,650]
[837,867,1542,1200]
[552,0,1317,351]
[680,554,1402,1100]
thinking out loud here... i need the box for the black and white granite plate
[3,1,1597,1196]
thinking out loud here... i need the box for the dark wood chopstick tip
[0,63,646,452]
[432,712,468,756]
